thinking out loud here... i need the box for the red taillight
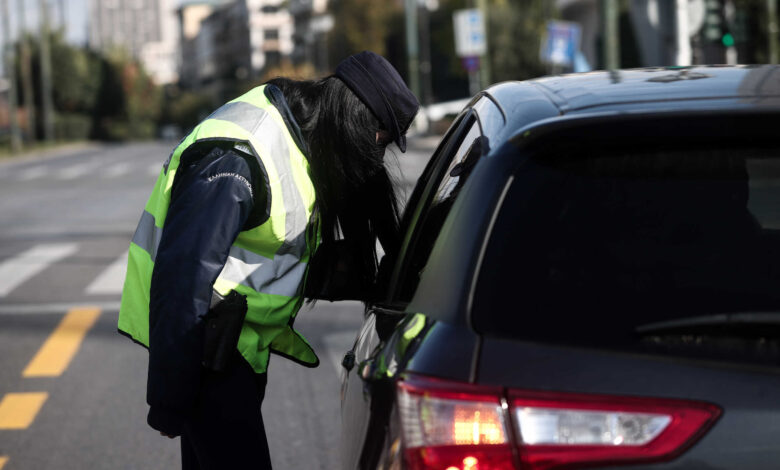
[395,374,721,470]
[510,390,722,470]
[397,376,517,470]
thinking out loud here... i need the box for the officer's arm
[145,145,263,436]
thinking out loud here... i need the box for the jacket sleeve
[146,145,258,436]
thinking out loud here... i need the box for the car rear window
[474,145,780,364]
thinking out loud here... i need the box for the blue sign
[461,56,481,72]
[541,21,582,67]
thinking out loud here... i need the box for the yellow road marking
[0,456,8,469]
[22,307,102,377]
[0,393,48,429]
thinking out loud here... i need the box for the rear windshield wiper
[636,312,780,335]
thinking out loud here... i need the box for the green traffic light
[722,33,735,48]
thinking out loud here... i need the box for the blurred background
[0,0,778,153]
[0,0,779,154]
[0,2,778,469]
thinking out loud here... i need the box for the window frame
[377,108,485,309]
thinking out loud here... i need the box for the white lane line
[147,163,162,177]
[19,166,48,181]
[0,243,79,297]
[103,163,130,178]
[322,331,357,378]
[0,301,120,315]
[85,251,127,295]
[58,162,93,180]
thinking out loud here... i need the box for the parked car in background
[339,65,780,470]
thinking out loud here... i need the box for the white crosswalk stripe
[19,166,48,181]
[103,163,131,178]
[58,162,93,180]
[0,243,79,297]
[147,163,162,177]
[85,251,127,295]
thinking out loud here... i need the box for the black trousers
[180,355,272,470]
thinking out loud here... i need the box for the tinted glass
[397,120,484,302]
[475,145,780,363]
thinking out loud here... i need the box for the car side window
[395,115,485,303]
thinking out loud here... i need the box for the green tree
[93,49,161,140]
[327,0,401,65]
[487,0,548,82]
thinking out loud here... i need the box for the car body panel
[340,65,780,470]
[478,338,780,470]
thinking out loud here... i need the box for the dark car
[339,65,780,470]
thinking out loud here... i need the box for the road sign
[453,9,486,57]
[541,20,582,67]
[461,56,480,72]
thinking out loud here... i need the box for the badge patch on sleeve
[206,172,254,197]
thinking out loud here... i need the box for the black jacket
[146,145,256,436]
[144,86,310,436]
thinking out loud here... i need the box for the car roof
[483,65,780,133]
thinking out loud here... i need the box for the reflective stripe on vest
[119,85,320,373]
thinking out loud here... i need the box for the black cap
[334,51,420,152]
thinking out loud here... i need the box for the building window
[266,51,282,68]
[261,5,279,13]
[264,29,279,40]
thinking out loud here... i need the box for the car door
[340,96,504,470]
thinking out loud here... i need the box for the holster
[202,290,248,372]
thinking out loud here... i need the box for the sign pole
[601,0,620,69]
[476,0,490,89]
[1,0,23,153]
[453,8,487,95]
[405,0,421,101]
[770,0,779,64]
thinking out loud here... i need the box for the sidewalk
[0,141,106,169]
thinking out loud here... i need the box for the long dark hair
[267,76,401,294]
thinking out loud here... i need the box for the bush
[55,113,91,140]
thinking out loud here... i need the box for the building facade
[178,0,295,98]
[289,0,332,72]
[88,0,180,84]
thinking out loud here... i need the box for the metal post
[675,0,692,65]
[1,0,23,152]
[770,0,779,64]
[476,0,490,88]
[419,3,433,109]
[404,0,421,101]
[17,0,36,142]
[38,0,55,142]
[601,0,620,69]
[59,0,66,33]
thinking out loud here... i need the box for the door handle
[341,350,356,372]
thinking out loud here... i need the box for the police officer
[118,51,419,469]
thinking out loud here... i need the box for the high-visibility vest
[118,85,320,373]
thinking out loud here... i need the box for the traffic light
[703,0,725,43]
[722,32,735,47]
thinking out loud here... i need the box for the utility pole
[475,0,491,89]
[675,0,692,65]
[1,0,23,153]
[404,0,421,101]
[770,0,779,64]
[419,2,433,110]
[38,0,55,142]
[59,0,66,34]
[17,0,36,142]
[601,0,620,69]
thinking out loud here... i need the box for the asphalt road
[0,136,435,470]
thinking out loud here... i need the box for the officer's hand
[160,431,177,439]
